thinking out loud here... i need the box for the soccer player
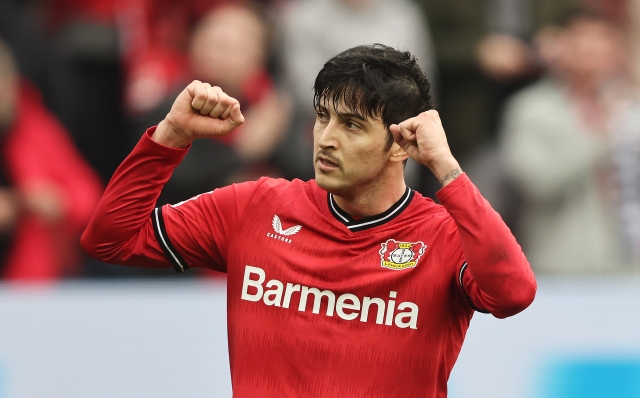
[82,44,536,397]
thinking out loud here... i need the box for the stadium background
[0,0,639,396]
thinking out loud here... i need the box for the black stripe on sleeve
[458,262,490,314]
[152,207,189,273]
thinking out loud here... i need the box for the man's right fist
[153,80,245,148]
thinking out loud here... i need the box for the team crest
[379,239,426,270]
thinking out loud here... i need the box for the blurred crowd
[0,0,639,281]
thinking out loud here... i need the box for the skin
[154,80,462,218]
[560,18,624,96]
[313,103,409,217]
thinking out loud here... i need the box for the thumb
[390,124,402,143]
[220,104,245,133]
[230,103,245,124]
[390,122,421,160]
[390,123,415,148]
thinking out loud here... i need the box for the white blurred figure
[499,12,633,274]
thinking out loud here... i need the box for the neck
[566,74,600,99]
[332,169,407,218]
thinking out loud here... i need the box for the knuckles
[419,109,439,119]
[184,80,240,115]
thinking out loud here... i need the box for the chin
[315,173,345,195]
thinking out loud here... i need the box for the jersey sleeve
[436,173,537,319]
[154,181,258,272]
[440,222,490,314]
[81,127,259,272]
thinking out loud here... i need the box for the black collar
[328,187,414,232]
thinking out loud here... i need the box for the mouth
[316,155,340,171]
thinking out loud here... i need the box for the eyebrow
[317,105,371,125]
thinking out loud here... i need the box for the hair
[555,7,610,28]
[313,44,433,149]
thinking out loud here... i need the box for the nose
[315,119,339,150]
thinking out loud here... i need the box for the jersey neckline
[327,187,414,232]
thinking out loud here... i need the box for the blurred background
[0,0,639,396]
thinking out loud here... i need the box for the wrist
[428,156,462,187]
[153,120,191,148]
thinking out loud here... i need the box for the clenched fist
[153,80,245,148]
[390,110,462,187]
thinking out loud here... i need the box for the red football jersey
[82,128,537,398]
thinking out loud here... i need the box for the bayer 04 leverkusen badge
[379,239,426,270]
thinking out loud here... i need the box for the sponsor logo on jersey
[379,239,426,270]
[267,215,302,244]
[241,265,419,329]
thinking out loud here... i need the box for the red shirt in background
[2,81,103,280]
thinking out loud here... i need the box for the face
[190,7,265,91]
[313,101,394,197]
[560,19,624,84]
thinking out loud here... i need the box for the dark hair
[313,44,433,149]
[554,7,609,28]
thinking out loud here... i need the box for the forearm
[81,127,189,263]
[437,174,536,318]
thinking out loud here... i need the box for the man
[0,39,102,280]
[500,13,630,273]
[82,44,536,397]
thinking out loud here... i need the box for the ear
[388,142,410,164]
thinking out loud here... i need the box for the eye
[316,111,328,121]
[346,121,361,130]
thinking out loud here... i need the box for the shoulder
[504,77,566,114]
[409,194,462,249]
[253,177,307,191]
[501,78,574,137]
[405,191,454,228]
[387,191,460,256]
[172,177,308,218]
[215,177,312,198]
[247,177,315,202]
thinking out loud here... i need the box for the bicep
[104,215,174,269]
